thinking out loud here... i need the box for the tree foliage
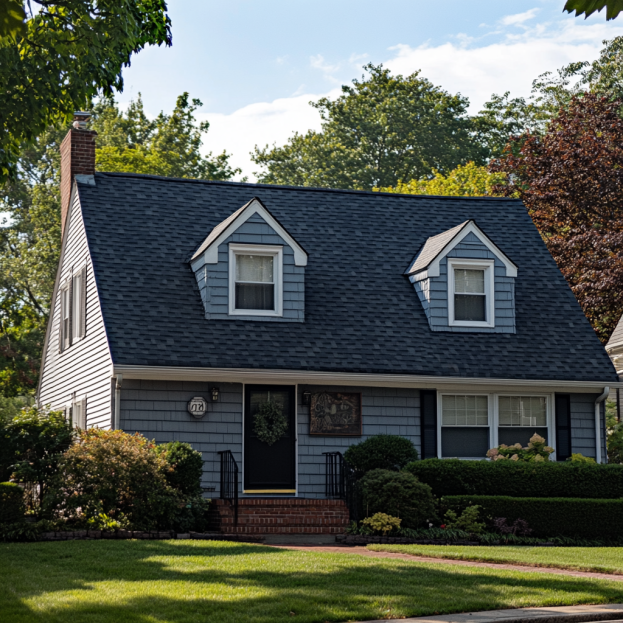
[0,0,172,183]
[377,162,508,197]
[253,64,485,190]
[93,93,240,180]
[564,0,623,20]
[490,94,623,342]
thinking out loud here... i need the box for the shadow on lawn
[2,540,623,623]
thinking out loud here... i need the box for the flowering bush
[486,433,554,462]
[48,429,179,530]
[361,512,401,535]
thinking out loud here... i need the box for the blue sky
[116,0,623,179]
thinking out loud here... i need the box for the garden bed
[35,530,264,542]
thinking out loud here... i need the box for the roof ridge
[93,171,523,201]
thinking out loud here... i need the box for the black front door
[244,385,296,493]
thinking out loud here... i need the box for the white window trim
[436,391,555,460]
[228,243,283,317]
[448,258,495,328]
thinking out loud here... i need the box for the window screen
[454,268,486,322]
[235,254,275,311]
[441,395,489,458]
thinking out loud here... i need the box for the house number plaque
[187,396,208,419]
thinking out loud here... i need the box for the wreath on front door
[254,401,288,446]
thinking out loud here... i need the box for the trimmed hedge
[0,482,24,524]
[443,495,623,539]
[405,458,623,499]
[344,435,418,474]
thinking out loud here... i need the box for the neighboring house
[38,118,619,504]
[605,319,623,419]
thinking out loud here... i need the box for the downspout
[595,387,609,464]
[114,374,123,430]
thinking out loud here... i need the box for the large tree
[0,0,171,183]
[0,94,237,396]
[253,64,485,190]
[490,94,623,343]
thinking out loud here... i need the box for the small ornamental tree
[490,94,623,342]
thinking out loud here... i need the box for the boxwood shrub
[443,495,623,539]
[344,435,418,474]
[360,469,436,529]
[405,458,623,499]
[156,441,204,496]
[0,482,24,524]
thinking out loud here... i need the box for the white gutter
[114,374,123,430]
[595,387,609,464]
[112,364,623,392]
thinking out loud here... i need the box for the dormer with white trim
[190,197,307,322]
[405,220,518,333]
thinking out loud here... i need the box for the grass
[2,541,623,622]
[366,544,623,575]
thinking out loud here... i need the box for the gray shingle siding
[569,393,607,460]
[412,232,516,333]
[37,191,113,428]
[192,212,304,322]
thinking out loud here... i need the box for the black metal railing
[323,451,360,522]
[217,450,239,526]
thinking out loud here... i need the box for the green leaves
[0,0,172,184]
[0,0,26,41]
[564,0,623,20]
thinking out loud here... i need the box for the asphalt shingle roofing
[78,172,617,382]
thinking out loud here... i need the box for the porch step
[209,498,350,535]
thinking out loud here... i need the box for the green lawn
[367,544,623,575]
[2,541,623,623]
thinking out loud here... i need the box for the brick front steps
[210,498,350,535]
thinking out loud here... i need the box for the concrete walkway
[357,604,623,623]
[269,545,623,583]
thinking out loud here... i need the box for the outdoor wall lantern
[302,390,311,406]
[210,387,220,402]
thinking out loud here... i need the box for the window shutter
[420,390,438,459]
[81,396,87,428]
[59,285,66,353]
[68,275,74,348]
[555,394,572,461]
[79,266,87,339]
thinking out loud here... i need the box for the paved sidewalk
[355,603,623,623]
[269,545,623,583]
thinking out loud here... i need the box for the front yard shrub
[344,435,418,474]
[443,495,623,539]
[0,482,24,524]
[361,513,402,535]
[486,433,554,462]
[49,429,178,530]
[360,469,435,529]
[0,406,74,511]
[404,458,623,498]
[156,441,204,495]
[443,505,485,534]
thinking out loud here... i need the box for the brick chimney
[60,112,97,234]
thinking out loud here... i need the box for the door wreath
[254,401,288,446]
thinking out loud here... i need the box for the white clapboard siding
[38,189,113,429]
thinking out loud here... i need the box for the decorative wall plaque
[309,392,362,436]
[187,396,208,419]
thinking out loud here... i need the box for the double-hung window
[448,258,494,328]
[229,244,283,316]
[439,393,552,459]
[59,266,87,352]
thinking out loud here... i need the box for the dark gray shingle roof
[78,172,617,382]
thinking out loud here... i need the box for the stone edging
[335,535,559,547]
[37,530,264,543]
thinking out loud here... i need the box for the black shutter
[555,394,572,461]
[68,275,73,347]
[420,390,438,459]
[59,285,65,353]
[79,266,87,338]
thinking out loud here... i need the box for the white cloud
[198,91,338,181]
[199,18,623,181]
[385,20,623,111]
[500,8,540,26]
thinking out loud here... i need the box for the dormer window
[448,258,494,328]
[229,244,283,316]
